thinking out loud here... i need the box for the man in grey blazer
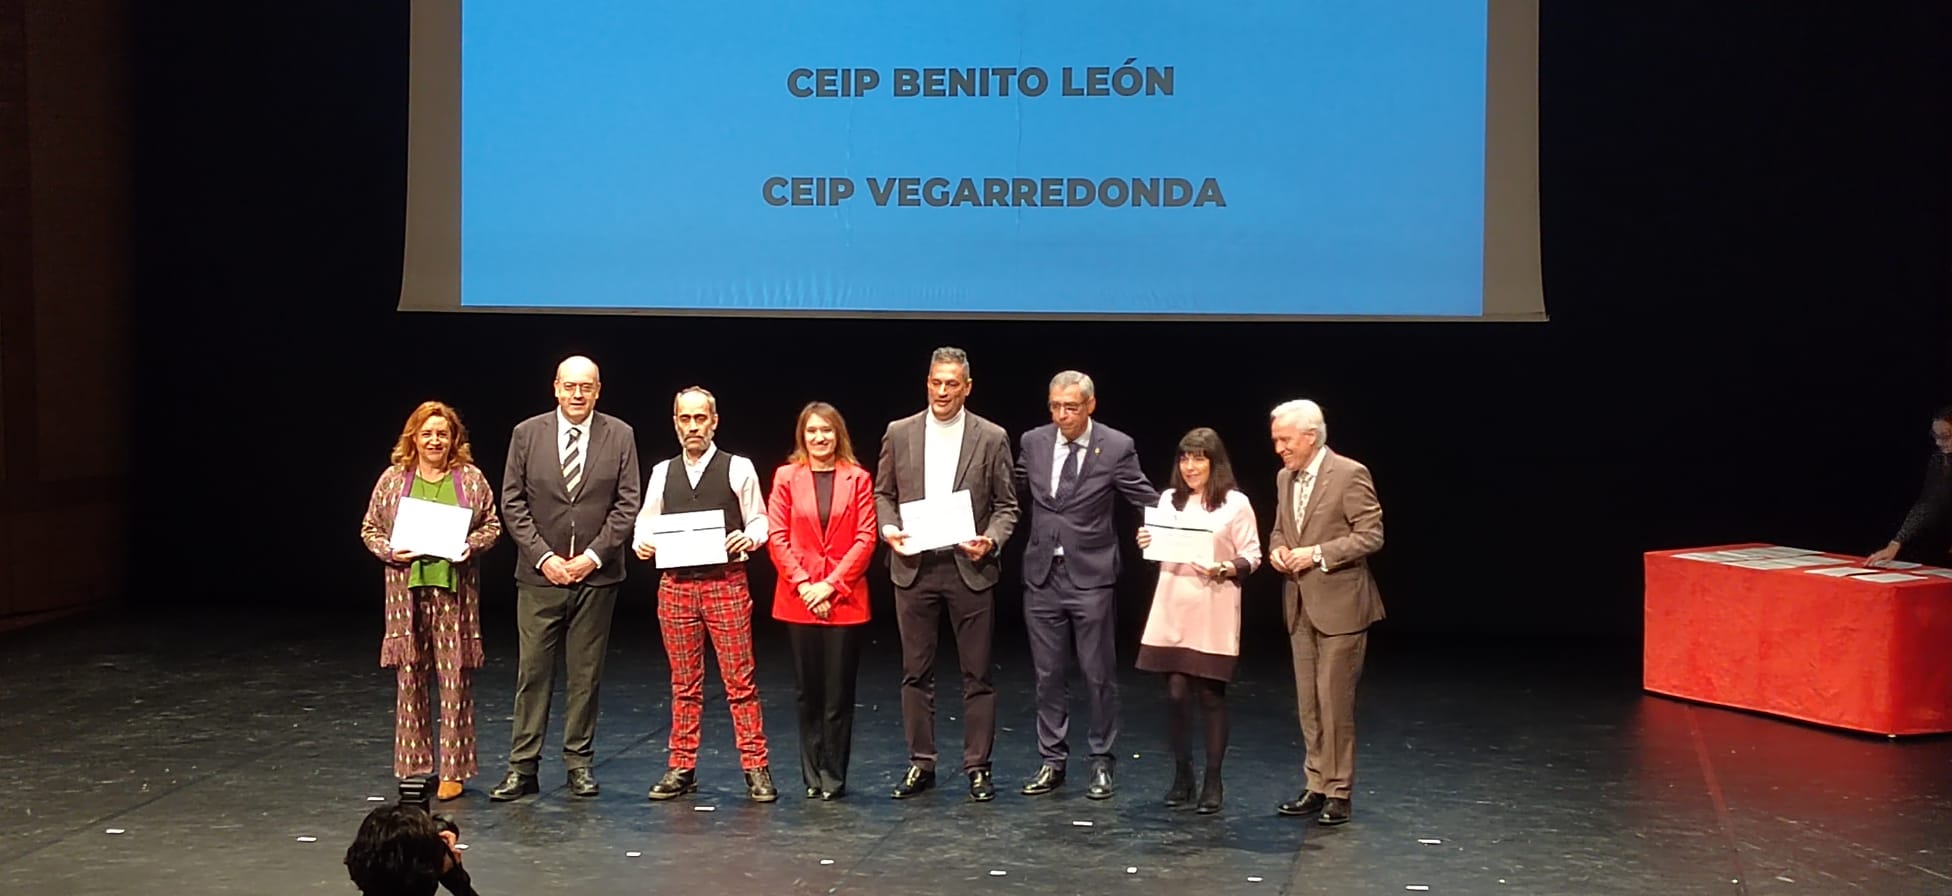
[1266,399,1382,826]
[875,346,1019,802]
[489,355,642,801]
[1014,371,1158,800]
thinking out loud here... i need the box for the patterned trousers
[659,566,769,770]
[394,587,476,780]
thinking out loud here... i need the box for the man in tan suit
[1266,399,1382,825]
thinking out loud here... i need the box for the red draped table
[1643,543,1952,735]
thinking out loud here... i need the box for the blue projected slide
[455,1,1495,317]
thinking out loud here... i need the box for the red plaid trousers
[658,565,769,769]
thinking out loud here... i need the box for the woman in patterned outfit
[359,401,502,800]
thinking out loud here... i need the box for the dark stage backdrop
[128,4,1950,654]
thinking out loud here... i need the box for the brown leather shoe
[436,780,464,801]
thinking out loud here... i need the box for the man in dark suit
[1865,404,1952,567]
[1014,370,1158,800]
[1266,399,1382,826]
[875,346,1019,802]
[489,355,642,801]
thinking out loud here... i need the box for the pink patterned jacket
[359,463,501,669]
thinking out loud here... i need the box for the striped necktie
[563,426,584,495]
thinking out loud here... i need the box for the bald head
[553,355,602,423]
[556,355,599,383]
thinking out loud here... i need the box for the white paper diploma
[1141,506,1217,565]
[897,490,978,554]
[639,509,730,569]
[390,497,473,561]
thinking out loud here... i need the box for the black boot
[1195,769,1223,814]
[1163,760,1196,808]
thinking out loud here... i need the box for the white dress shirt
[1049,419,1093,556]
[639,443,769,560]
[924,409,966,500]
[545,410,602,568]
[556,410,588,466]
[1049,419,1093,498]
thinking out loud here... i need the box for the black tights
[1165,673,1229,774]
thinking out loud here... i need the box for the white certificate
[1141,506,1217,565]
[390,497,472,561]
[639,509,730,569]
[897,490,978,554]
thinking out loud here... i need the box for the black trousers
[787,622,863,793]
[895,553,996,773]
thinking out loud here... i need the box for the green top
[406,472,460,592]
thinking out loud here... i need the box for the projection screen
[400,1,1543,321]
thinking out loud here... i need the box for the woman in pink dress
[1135,427,1262,814]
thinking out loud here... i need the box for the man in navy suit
[1014,370,1160,799]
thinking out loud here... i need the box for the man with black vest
[634,385,776,802]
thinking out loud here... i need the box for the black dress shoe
[891,765,935,799]
[819,786,846,801]
[1195,771,1223,814]
[806,786,821,799]
[1318,797,1352,825]
[1163,761,1196,808]
[1277,789,1326,817]
[1086,765,1115,800]
[745,766,779,803]
[1020,765,1065,795]
[646,767,697,801]
[488,771,538,802]
[969,769,996,802]
[567,767,600,798]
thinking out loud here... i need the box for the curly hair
[389,401,475,470]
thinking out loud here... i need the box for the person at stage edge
[359,401,502,802]
[1865,404,1952,567]
[876,346,1020,802]
[1267,399,1383,826]
[490,355,643,802]
[1134,427,1262,814]
[766,401,877,800]
[1014,370,1159,800]
[637,386,777,802]
[343,804,480,896]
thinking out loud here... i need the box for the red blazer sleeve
[766,464,814,588]
[824,465,878,600]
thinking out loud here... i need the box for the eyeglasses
[1048,402,1086,414]
[558,383,598,395]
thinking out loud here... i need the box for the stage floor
[4,605,1950,895]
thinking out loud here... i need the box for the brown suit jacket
[873,409,1019,591]
[1269,448,1385,636]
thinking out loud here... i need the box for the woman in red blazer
[766,400,877,799]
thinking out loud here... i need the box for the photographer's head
[344,804,460,896]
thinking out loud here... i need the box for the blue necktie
[1056,440,1083,500]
